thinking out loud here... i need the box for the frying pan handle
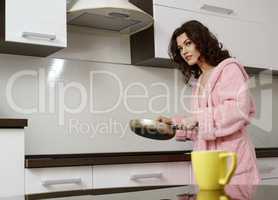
[171,124,198,130]
[171,124,180,130]
[171,124,186,130]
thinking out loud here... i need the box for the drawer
[258,158,278,179]
[261,178,278,185]
[92,162,190,189]
[25,166,93,194]
[154,0,268,23]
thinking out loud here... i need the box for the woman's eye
[185,41,191,46]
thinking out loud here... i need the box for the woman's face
[176,33,201,66]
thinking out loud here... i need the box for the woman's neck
[197,58,214,73]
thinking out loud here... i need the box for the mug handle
[218,152,237,185]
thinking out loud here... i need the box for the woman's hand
[156,116,172,125]
[181,115,198,130]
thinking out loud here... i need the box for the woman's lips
[185,55,192,61]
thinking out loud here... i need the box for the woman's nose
[182,47,188,55]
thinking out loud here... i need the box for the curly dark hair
[168,20,231,85]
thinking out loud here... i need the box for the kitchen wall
[0,26,276,155]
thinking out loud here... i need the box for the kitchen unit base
[0,119,27,197]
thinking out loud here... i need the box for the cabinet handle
[259,166,275,174]
[262,177,278,180]
[130,172,163,180]
[22,32,57,41]
[41,178,82,186]
[200,4,234,15]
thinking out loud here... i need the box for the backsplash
[0,54,194,155]
[0,27,276,155]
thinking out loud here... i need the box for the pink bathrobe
[173,58,260,184]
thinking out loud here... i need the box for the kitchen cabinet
[25,161,191,195]
[130,0,274,70]
[0,129,25,197]
[258,158,278,185]
[154,0,269,23]
[0,0,67,57]
[25,166,93,194]
[92,162,191,189]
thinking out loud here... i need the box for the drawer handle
[22,32,57,41]
[262,177,278,180]
[41,178,82,186]
[259,166,275,174]
[200,4,234,15]
[130,172,163,180]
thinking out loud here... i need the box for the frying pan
[129,119,178,140]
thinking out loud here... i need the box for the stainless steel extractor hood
[67,0,153,35]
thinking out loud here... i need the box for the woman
[157,20,260,184]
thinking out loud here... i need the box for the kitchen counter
[25,148,278,168]
[0,118,28,128]
[25,151,190,168]
[255,148,278,158]
[19,185,278,200]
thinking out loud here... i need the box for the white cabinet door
[154,0,269,23]
[93,162,190,189]
[153,5,270,69]
[198,0,269,23]
[5,0,67,47]
[25,166,93,194]
[0,129,24,197]
[258,158,278,181]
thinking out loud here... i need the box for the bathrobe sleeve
[197,63,255,140]
[172,116,198,141]
[172,82,199,141]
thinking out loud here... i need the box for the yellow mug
[197,190,229,200]
[191,150,237,190]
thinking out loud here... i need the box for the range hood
[67,0,153,35]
